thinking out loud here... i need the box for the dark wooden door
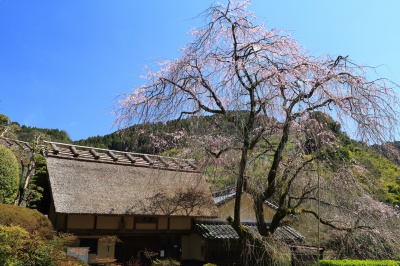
[160,235,181,261]
[115,235,160,265]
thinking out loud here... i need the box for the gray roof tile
[194,219,305,243]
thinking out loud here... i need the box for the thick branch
[301,209,372,232]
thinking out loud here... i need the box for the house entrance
[159,235,181,261]
[115,235,159,265]
[115,234,182,265]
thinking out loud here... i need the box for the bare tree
[114,0,400,259]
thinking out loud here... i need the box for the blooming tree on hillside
[115,0,400,259]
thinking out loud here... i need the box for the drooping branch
[301,209,372,232]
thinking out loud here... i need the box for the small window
[80,238,98,254]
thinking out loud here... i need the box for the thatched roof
[0,137,33,151]
[44,142,218,217]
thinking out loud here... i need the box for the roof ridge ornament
[70,146,80,157]
[89,148,100,159]
[107,151,118,161]
[125,153,136,163]
[42,140,199,173]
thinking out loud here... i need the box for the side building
[195,188,323,266]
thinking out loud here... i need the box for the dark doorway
[115,235,160,265]
[160,235,181,261]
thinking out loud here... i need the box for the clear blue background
[1,1,399,141]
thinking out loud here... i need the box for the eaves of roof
[194,219,305,243]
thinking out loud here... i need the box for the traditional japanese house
[40,141,219,265]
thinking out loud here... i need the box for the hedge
[0,204,54,239]
[0,144,19,204]
[316,260,400,266]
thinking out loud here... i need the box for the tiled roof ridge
[0,137,199,172]
[195,218,272,225]
[44,140,199,172]
[212,186,279,210]
[194,218,306,242]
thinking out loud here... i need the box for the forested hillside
[73,113,400,206]
[74,115,218,153]
[0,114,71,143]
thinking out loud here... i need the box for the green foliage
[0,225,31,266]
[0,225,80,266]
[316,260,400,266]
[0,203,54,239]
[17,126,72,143]
[75,120,188,154]
[152,258,181,266]
[140,249,181,266]
[26,154,47,209]
[0,144,19,204]
[0,113,10,126]
[74,114,239,154]
[0,114,16,139]
[306,113,400,205]
[1,113,72,142]
[348,144,400,204]
[0,204,83,266]
[159,148,182,157]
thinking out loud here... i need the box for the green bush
[316,260,400,266]
[0,114,10,126]
[0,144,19,204]
[0,225,81,266]
[0,203,54,239]
[0,204,84,265]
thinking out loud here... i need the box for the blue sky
[0,0,399,141]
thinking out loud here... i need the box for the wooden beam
[186,160,198,170]
[5,138,14,146]
[142,155,154,165]
[70,146,79,157]
[126,153,136,163]
[89,148,100,159]
[107,151,118,161]
[15,141,24,148]
[51,143,59,155]
[172,159,183,169]
[158,157,169,167]
[24,143,32,150]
